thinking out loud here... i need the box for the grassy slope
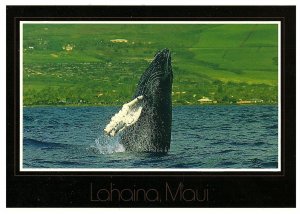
[23,24,278,106]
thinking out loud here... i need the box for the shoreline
[23,103,279,108]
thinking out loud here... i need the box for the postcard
[6,6,296,207]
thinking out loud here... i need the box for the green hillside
[22,24,279,106]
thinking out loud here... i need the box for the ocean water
[23,105,278,169]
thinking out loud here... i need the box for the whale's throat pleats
[104,96,144,137]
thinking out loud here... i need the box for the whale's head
[135,48,173,104]
[151,48,173,81]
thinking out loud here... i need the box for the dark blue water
[23,105,278,169]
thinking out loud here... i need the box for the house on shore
[110,39,128,43]
[237,99,264,104]
[198,97,217,104]
[236,100,252,104]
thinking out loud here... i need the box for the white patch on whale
[104,95,143,136]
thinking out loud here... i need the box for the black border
[6,6,296,207]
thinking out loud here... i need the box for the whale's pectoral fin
[104,96,143,137]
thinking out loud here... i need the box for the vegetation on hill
[22,24,278,106]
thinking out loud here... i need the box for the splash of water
[89,135,125,155]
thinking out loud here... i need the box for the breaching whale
[104,48,173,153]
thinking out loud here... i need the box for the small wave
[267,124,278,129]
[24,138,68,148]
[217,161,237,168]
[216,149,236,154]
[261,161,278,168]
[88,135,125,155]
[169,163,187,168]
[253,141,265,146]
[24,115,35,122]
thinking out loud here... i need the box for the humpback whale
[104,48,173,153]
